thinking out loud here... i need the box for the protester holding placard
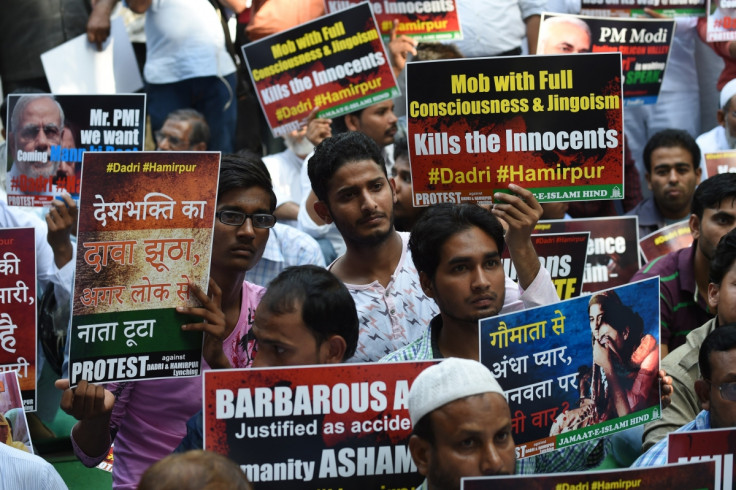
[56,154,276,490]
[642,228,736,451]
[307,132,558,363]
[632,172,736,356]
[626,129,702,239]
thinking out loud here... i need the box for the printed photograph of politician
[5,93,145,207]
[550,289,659,435]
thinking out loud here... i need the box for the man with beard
[408,358,515,490]
[299,99,400,261]
[7,95,63,191]
[632,172,736,356]
[308,132,558,362]
[626,129,702,238]
[696,78,736,179]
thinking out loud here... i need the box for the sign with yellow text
[406,53,623,206]
[243,3,398,137]
[325,0,462,41]
[69,152,219,386]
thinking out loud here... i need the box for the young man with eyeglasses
[640,227,736,452]
[633,323,736,467]
[56,154,277,489]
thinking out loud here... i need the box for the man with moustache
[408,358,515,490]
[7,95,63,189]
[696,78,736,179]
[626,129,702,239]
[308,132,558,362]
[298,99,400,260]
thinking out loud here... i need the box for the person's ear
[689,213,701,241]
[344,113,360,132]
[645,172,652,191]
[409,434,431,477]
[623,327,630,341]
[695,379,711,411]
[191,141,207,151]
[708,282,720,311]
[717,108,726,127]
[321,335,347,364]
[314,201,333,224]
[419,271,434,299]
[389,177,398,204]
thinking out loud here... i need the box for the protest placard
[0,228,36,411]
[669,427,736,490]
[480,278,660,458]
[706,0,736,41]
[502,232,589,300]
[539,14,674,106]
[0,371,34,453]
[534,216,640,293]
[5,94,146,207]
[243,3,399,137]
[406,53,623,205]
[204,361,434,488]
[581,0,705,17]
[68,152,219,386]
[462,460,716,490]
[325,0,462,41]
[639,220,693,262]
[705,149,736,178]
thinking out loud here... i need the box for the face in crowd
[646,145,701,219]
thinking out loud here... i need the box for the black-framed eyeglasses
[19,123,61,141]
[216,210,276,229]
[705,379,736,402]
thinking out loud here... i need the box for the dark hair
[414,42,464,61]
[308,131,387,203]
[218,152,277,212]
[138,450,252,490]
[699,323,736,381]
[409,203,505,281]
[393,136,409,163]
[166,108,210,148]
[642,129,701,174]
[258,265,358,360]
[710,229,736,285]
[691,172,736,219]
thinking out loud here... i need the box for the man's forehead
[328,159,385,188]
[20,97,60,120]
